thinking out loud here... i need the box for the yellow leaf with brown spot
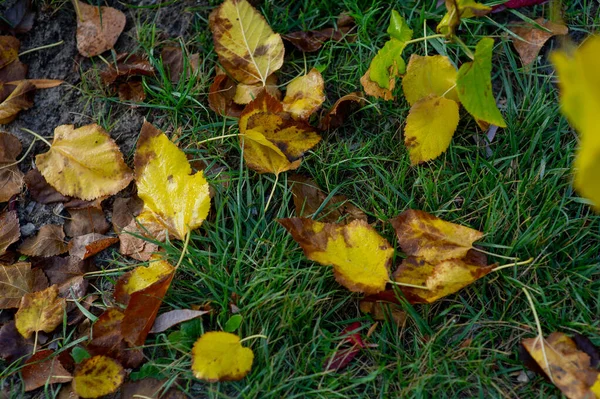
[72,355,125,398]
[191,332,254,382]
[360,67,394,101]
[114,256,174,304]
[36,124,133,201]
[437,0,491,37]
[15,285,66,339]
[239,92,321,175]
[233,73,280,104]
[390,209,483,263]
[278,218,393,294]
[134,122,211,240]
[404,96,460,164]
[401,55,459,105]
[521,332,600,399]
[511,18,568,67]
[209,0,284,86]
[282,68,326,120]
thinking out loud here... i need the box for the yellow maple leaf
[209,0,284,86]
[15,285,66,339]
[278,218,394,294]
[191,331,254,382]
[35,124,133,201]
[134,121,211,240]
[404,96,460,164]
[401,55,459,106]
[282,68,326,120]
[551,36,600,211]
[72,355,125,398]
[239,92,321,175]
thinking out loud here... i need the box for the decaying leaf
[0,262,31,309]
[324,322,365,371]
[239,92,321,175]
[279,218,393,294]
[551,36,600,211]
[134,121,211,240]
[0,35,20,69]
[161,46,200,84]
[494,0,550,11]
[233,73,281,105]
[521,332,600,399]
[510,18,568,67]
[282,68,325,120]
[15,284,66,339]
[0,80,35,124]
[437,0,492,37]
[149,309,210,333]
[75,1,126,57]
[121,379,185,399]
[22,349,73,391]
[390,209,483,263]
[0,210,20,255]
[65,207,110,237]
[318,92,364,130]
[68,233,119,260]
[209,0,284,86]
[24,169,70,204]
[360,68,394,100]
[208,73,244,117]
[100,53,154,86]
[0,320,34,362]
[283,13,355,52]
[118,219,161,261]
[191,331,254,382]
[359,300,406,326]
[72,355,125,398]
[36,124,133,201]
[0,1,35,34]
[0,132,25,201]
[18,224,68,257]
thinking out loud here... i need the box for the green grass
[5,0,600,398]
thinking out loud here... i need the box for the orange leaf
[68,233,119,260]
[208,73,244,117]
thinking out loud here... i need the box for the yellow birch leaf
[36,124,133,201]
[233,73,280,104]
[278,217,393,294]
[437,0,491,37]
[191,331,254,382]
[390,209,484,263]
[114,255,174,303]
[282,68,326,120]
[134,121,211,240]
[15,285,66,339]
[402,55,459,105]
[209,0,284,86]
[551,36,600,211]
[404,96,460,164]
[360,68,394,100]
[72,355,125,398]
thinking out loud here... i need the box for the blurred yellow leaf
[15,285,65,339]
[36,124,133,201]
[72,355,125,398]
[282,68,326,120]
[402,55,459,105]
[191,331,254,382]
[279,218,393,294]
[437,0,491,37]
[134,121,211,240]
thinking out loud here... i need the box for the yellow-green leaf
[404,96,459,164]
[437,0,491,37]
[456,38,507,128]
[402,54,459,105]
[360,68,394,101]
[72,355,125,398]
[36,124,133,201]
[191,331,254,382]
[387,10,413,42]
[134,122,211,240]
[369,39,407,90]
[278,218,393,294]
[15,285,66,339]
[282,68,326,120]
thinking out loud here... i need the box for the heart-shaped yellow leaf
[402,54,459,105]
[15,285,66,339]
[191,331,254,382]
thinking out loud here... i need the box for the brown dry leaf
[149,309,210,334]
[359,300,407,327]
[0,59,27,101]
[0,80,35,124]
[209,0,284,86]
[0,261,31,309]
[511,18,568,67]
[41,256,93,286]
[0,0,35,34]
[72,355,125,398]
[161,46,185,84]
[0,320,34,362]
[19,224,68,257]
[0,35,19,69]
[318,92,364,130]
[208,73,244,117]
[24,169,70,204]
[75,1,126,57]
[121,379,185,399]
[283,13,355,52]
[360,68,394,100]
[0,210,20,255]
[15,284,66,338]
[65,207,109,237]
[117,80,145,102]
[6,79,64,89]
[68,233,119,260]
[0,132,24,201]
[233,73,281,105]
[111,196,143,233]
[100,53,154,86]
[239,92,321,175]
[118,219,161,261]
[521,332,600,399]
[279,217,393,294]
[390,209,484,263]
[282,68,325,120]
[22,349,73,391]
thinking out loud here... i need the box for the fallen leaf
[318,92,364,130]
[437,0,492,37]
[324,322,365,371]
[6,79,64,89]
[208,73,244,117]
[118,80,145,102]
[282,68,325,120]
[0,59,28,101]
[65,207,110,237]
[68,233,119,260]
[283,13,355,52]
[134,121,211,240]
[161,46,185,84]
[36,124,133,201]
[75,1,126,57]
[191,331,254,382]
[233,73,281,105]
[456,37,507,128]
[100,53,154,86]
[22,349,73,391]
[121,379,185,399]
[360,68,394,100]
[0,0,35,34]
[18,224,68,257]
[390,209,483,263]
[111,196,143,233]
[238,92,321,175]
[0,261,32,309]
[72,355,125,398]
[209,0,284,86]
[551,36,600,211]
[359,300,407,326]
[401,54,459,105]
[278,218,393,294]
[24,169,70,204]
[41,256,93,287]
[15,284,66,339]
[0,35,19,69]
[118,218,161,261]
[521,332,600,399]
[0,210,20,255]
[149,309,210,333]
[511,18,568,67]
[0,320,34,362]
[0,80,35,124]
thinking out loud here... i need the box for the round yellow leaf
[402,55,459,106]
[191,332,254,382]
[73,355,125,398]
[282,68,326,120]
